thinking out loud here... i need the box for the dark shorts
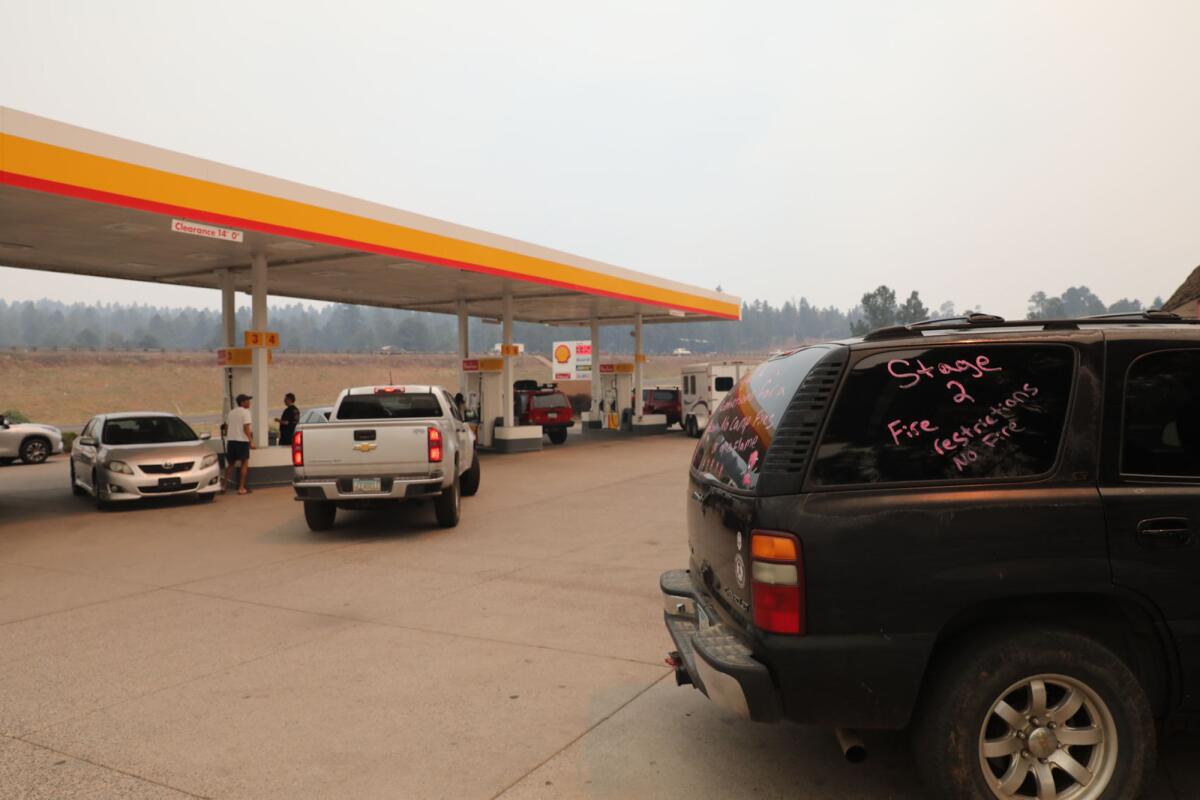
[227,440,251,464]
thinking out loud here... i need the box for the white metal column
[457,300,469,397]
[250,253,269,448]
[634,312,644,423]
[219,269,236,348]
[590,317,601,422]
[218,269,236,417]
[502,287,515,428]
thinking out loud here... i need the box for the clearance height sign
[552,341,593,381]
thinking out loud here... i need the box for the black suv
[662,313,1199,800]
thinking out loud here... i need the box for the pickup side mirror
[78,435,98,447]
[199,432,212,441]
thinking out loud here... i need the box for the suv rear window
[336,393,443,420]
[530,393,568,409]
[693,347,831,491]
[811,344,1074,485]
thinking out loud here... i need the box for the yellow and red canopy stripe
[0,132,739,320]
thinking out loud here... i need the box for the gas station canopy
[0,107,740,325]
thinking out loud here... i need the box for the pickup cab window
[336,393,443,420]
[811,344,1074,486]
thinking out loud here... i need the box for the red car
[514,382,574,445]
[636,387,682,427]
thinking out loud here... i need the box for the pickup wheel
[434,474,460,528]
[685,416,699,438]
[303,500,337,531]
[460,453,481,497]
[547,427,568,445]
[914,628,1154,800]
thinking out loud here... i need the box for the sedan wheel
[20,437,50,464]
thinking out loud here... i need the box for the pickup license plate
[158,477,182,489]
[352,478,382,493]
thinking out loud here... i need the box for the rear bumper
[293,474,443,501]
[661,569,782,723]
[661,569,933,730]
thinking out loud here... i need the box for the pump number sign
[552,340,593,381]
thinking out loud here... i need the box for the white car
[0,414,64,465]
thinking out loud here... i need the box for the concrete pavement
[0,437,1194,799]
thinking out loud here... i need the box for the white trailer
[680,361,754,437]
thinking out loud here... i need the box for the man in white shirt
[224,394,255,495]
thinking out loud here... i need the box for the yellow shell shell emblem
[554,344,571,363]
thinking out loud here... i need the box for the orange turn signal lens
[751,533,798,562]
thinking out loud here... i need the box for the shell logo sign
[551,340,593,381]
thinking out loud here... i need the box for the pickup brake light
[292,430,303,466]
[750,530,805,635]
[427,426,443,463]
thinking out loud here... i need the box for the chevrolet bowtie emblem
[353,442,378,453]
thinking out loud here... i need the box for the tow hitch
[665,651,693,686]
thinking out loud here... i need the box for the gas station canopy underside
[0,107,740,326]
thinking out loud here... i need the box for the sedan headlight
[201,453,219,468]
[106,460,134,475]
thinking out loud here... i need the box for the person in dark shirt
[277,392,300,445]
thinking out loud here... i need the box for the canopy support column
[590,317,601,426]
[501,286,515,429]
[634,312,644,424]
[457,300,469,398]
[250,253,269,449]
[218,268,236,418]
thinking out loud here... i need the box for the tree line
[0,284,1163,355]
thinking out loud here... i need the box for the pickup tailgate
[298,420,434,479]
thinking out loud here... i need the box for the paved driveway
[0,437,1194,798]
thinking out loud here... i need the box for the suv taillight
[428,426,443,463]
[292,430,303,466]
[750,531,805,635]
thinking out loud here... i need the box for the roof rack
[861,310,1200,341]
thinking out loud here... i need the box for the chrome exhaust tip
[834,727,867,763]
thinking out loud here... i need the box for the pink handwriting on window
[887,418,939,446]
[887,354,1002,390]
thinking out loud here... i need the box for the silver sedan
[70,413,222,508]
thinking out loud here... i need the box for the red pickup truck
[513,382,574,445]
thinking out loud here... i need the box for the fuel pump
[461,357,505,447]
[598,363,635,430]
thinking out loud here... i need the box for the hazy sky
[2,1,1197,318]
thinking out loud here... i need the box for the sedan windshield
[103,416,199,445]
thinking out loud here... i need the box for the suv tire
[303,500,337,531]
[914,628,1155,800]
[547,427,568,445]
[461,454,481,497]
[434,474,460,528]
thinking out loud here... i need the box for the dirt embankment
[0,350,760,426]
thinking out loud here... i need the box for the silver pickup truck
[291,385,480,531]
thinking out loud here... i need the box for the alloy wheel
[978,673,1117,800]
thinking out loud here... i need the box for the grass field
[0,350,758,427]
